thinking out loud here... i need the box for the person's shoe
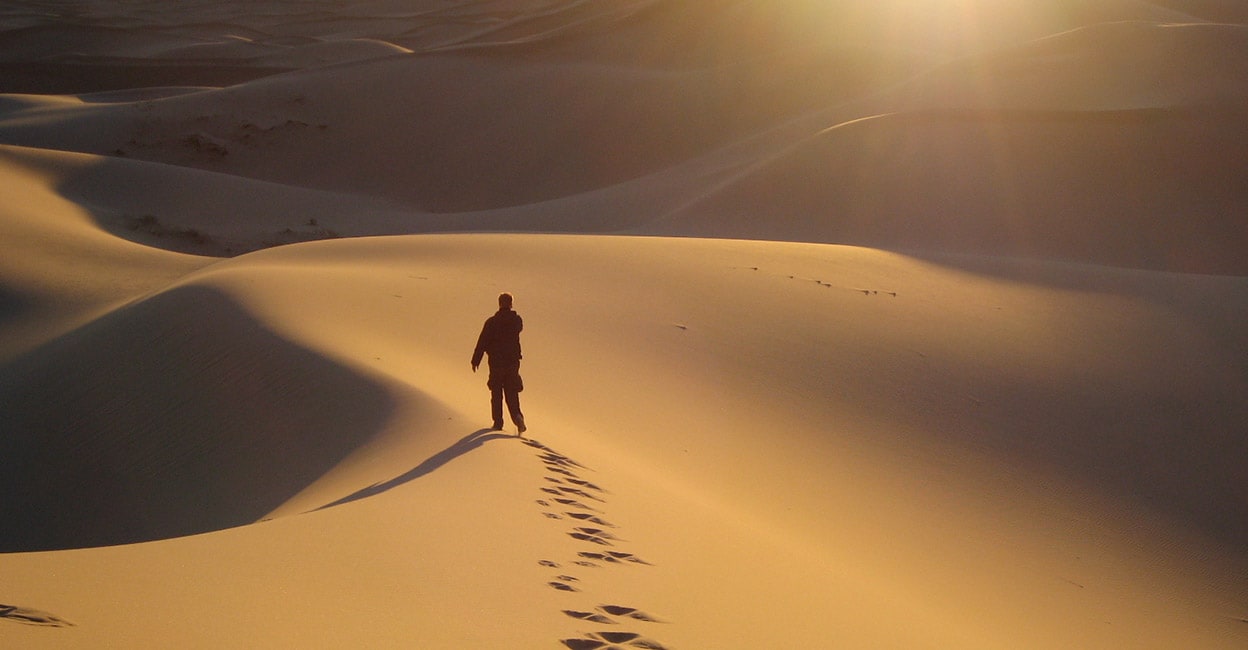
[492,421,504,431]
[516,421,527,436]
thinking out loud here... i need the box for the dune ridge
[653,106,1248,274]
[1,7,1245,272]
[0,1,1245,648]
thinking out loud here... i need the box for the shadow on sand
[315,429,515,511]
[0,286,395,553]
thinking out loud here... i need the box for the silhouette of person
[471,292,526,435]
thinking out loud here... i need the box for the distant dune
[1,8,1244,273]
[0,2,1244,649]
[655,108,1248,274]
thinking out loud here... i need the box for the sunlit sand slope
[1,234,1245,648]
[0,146,210,361]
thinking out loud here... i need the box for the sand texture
[1,1,1245,648]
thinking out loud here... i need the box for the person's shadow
[315,429,515,511]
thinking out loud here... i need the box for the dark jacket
[472,309,523,369]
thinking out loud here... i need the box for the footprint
[618,634,670,650]
[545,466,579,478]
[537,452,586,470]
[539,560,560,568]
[561,632,669,650]
[566,512,615,527]
[559,486,605,502]
[599,605,665,623]
[578,551,652,566]
[548,581,579,593]
[607,551,651,566]
[0,604,73,627]
[565,477,606,492]
[570,531,613,546]
[561,640,607,650]
[537,456,585,474]
[572,527,619,543]
[535,450,565,462]
[542,512,563,520]
[563,609,617,625]
[555,498,602,513]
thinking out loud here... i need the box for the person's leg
[490,386,504,429]
[504,385,525,433]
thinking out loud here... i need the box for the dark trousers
[488,364,524,428]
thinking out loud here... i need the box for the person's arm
[471,320,490,371]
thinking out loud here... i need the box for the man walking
[471,292,526,435]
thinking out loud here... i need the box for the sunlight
[800,0,1074,59]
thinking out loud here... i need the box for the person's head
[498,292,513,310]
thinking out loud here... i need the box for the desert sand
[1,1,1245,648]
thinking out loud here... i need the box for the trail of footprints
[525,439,671,650]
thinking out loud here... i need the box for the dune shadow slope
[0,286,395,552]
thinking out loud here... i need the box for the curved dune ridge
[0,1,1246,649]
[0,3,1245,272]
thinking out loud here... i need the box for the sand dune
[882,22,1248,112]
[488,0,1206,64]
[0,8,1243,273]
[0,146,209,361]
[0,51,896,210]
[653,108,1248,274]
[3,233,1245,648]
[0,1,1245,648]
[0,144,419,255]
